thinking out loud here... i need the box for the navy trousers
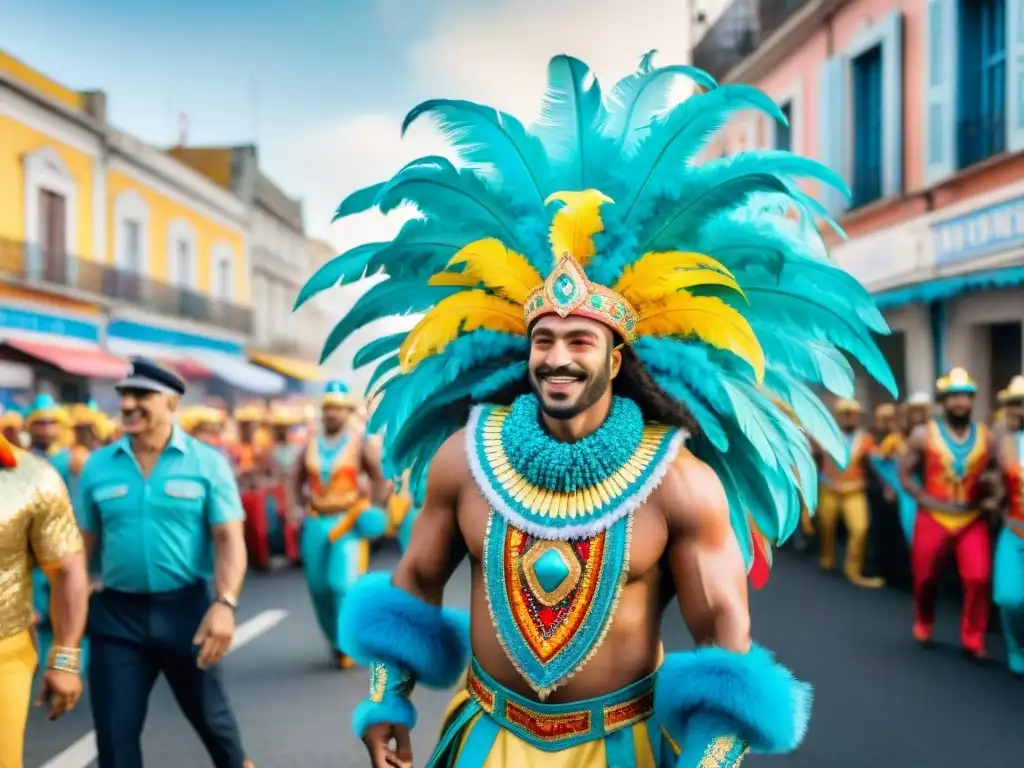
[87,581,247,768]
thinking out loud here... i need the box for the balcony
[0,239,254,336]
[692,0,812,82]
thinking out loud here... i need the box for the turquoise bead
[532,547,571,593]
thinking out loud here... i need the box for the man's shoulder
[184,434,234,471]
[80,442,122,476]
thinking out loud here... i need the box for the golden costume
[0,439,83,766]
[817,399,884,588]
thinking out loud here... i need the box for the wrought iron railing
[692,0,812,81]
[0,239,254,336]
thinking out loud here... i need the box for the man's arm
[205,450,248,599]
[361,436,393,508]
[391,433,469,606]
[29,464,89,652]
[899,425,933,507]
[662,450,750,652]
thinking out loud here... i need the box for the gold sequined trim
[481,408,670,519]
[698,735,749,767]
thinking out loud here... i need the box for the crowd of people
[0,358,418,768]
[796,369,1024,676]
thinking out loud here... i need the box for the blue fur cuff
[338,571,470,688]
[352,696,417,739]
[655,645,811,756]
[356,506,389,539]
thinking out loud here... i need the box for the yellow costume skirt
[0,630,37,768]
[425,660,680,768]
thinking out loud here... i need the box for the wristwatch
[215,593,238,612]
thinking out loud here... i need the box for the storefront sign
[0,306,100,343]
[932,195,1024,267]
[107,319,243,355]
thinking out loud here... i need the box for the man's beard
[945,410,972,429]
[530,362,611,420]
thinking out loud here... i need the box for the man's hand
[35,669,82,721]
[363,721,413,768]
[193,602,236,669]
[882,487,896,503]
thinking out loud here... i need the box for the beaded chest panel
[483,511,632,699]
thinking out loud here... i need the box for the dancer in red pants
[899,368,997,658]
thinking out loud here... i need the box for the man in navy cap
[78,357,254,768]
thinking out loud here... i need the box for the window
[957,0,1006,168]
[775,102,793,151]
[215,258,232,299]
[175,239,191,287]
[122,219,142,273]
[851,45,884,208]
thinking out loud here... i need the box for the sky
[2,0,695,380]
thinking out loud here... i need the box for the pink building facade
[693,0,1024,415]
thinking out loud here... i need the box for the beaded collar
[466,394,685,540]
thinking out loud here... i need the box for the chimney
[81,90,108,125]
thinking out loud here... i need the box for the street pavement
[25,545,1024,767]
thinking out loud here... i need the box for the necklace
[501,394,644,492]
[467,395,686,540]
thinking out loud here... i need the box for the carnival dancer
[0,431,89,767]
[78,358,253,768]
[24,393,66,458]
[230,403,270,482]
[899,368,996,658]
[815,399,885,588]
[293,381,388,667]
[180,405,229,452]
[298,52,896,767]
[994,375,1024,676]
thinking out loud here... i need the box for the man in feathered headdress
[814,398,885,588]
[293,381,388,667]
[899,368,996,658]
[24,393,68,458]
[302,53,895,766]
[994,375,1024,676]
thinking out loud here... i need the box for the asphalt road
[24,545,1024,767]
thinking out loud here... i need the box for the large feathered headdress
[297,52,897,572]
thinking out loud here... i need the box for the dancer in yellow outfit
[816,398,885,587]
[0,433,89,767]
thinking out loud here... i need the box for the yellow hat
[998,375,1024,404]
[874,403,897,418]
[0,411,23,429]
[24,393,68,426]
[834,398,861,413]
[936,367,976,396]
[268,403,302,427]
[68,400,103,427]
[233,403,266,423]
[322,381,358,408]
[180,405,226,433]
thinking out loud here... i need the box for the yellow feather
[445,238,543,304]
[428,272,479,288]
[544,189,614,266]
[614,250,735,297]
[637,293,765,380]
[399,290,526,372]
[620,267,745,307]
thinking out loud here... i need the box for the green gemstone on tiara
[589,295,603,309]
[553,273,577,305]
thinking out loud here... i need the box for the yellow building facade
[0,49,249,302]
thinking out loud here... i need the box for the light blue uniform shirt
[78,426,245,593]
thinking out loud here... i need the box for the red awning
[4,339,129,379]
[157,357,212,379]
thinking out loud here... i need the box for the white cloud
[278,0,694,381]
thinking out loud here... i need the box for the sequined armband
[48,645,82,675]
[696,734,749,767]
[368,661,416,702]
[352,662,419,739]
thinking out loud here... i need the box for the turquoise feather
[402,98,552,207]
[319,283,463,363]
[302,55,895,574]
[353,333,407,369]
[293,242,385,310]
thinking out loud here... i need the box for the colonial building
[693,0,1024,416]
[0,49,285,406]
[168,144,321,391]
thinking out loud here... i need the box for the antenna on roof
[177,111,189,146]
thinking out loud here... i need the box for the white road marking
[40,609,289,768]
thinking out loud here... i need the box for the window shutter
[880,11,904,197]
[818,55,849,217]
[1008,0,1024,151]
[924,0,958,184]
